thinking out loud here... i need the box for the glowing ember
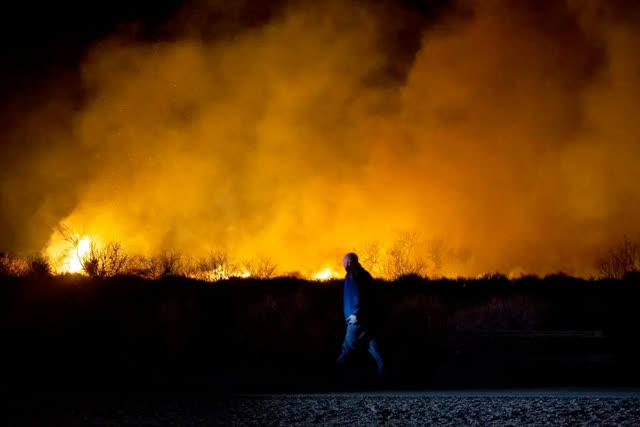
[311,267,341,281]
[66,236,91,274]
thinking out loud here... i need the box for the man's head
[343,253,359,272]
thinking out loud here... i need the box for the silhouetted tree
[359,241,382,276]
[132,251,183,279]
[242,256,277,279]
[597,237,640,279]
[426,238,447,278]
[383,231,428,279]
[187,251,239,281]
[83,242,130,278]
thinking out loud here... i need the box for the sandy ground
[6,390,640,425]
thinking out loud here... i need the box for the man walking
[336,252,384,380]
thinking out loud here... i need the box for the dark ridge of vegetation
[1,272,640,391]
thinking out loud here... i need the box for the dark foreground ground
[2,273,640,391]
[4,274,640,424]
[5,390,640,425]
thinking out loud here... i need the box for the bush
[0,252,29,277]
[188,251,239,281]
[131,252,184,279]
[82,242,130,278]
[597,237,640,279]
[28,256,51,277]
[242,256,278,279]
[382,232,428,279]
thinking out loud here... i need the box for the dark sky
[0,0,450,162]
[0,1,446,92]
[1,2,177,100]
[0,0,447,150]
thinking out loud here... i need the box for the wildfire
[311,267,341,281]
[65,235,91,274]
[43,224,354,280]
[190,265,252,282]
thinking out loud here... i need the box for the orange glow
[18,2,640,279]
[56,235,91,274]
[311,267,341,281]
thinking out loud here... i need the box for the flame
[311,267,341,281]
[189,265,252,282]
[191,264,340,282]
[65,236,91,274]
[44,225,352,280]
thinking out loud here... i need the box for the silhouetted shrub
[480,272,508,281]
[242,256,278,279]
[0,252,28,277]
[131,252,184,279]
[382,231,428,279]
[395,273,425,283]
[597,237,640,279]
[28,255,51,277]
[188,251,239,281]
[83,242,130,278]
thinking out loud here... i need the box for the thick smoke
[2,0,640,276]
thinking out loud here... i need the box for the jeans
[336,322,384,379]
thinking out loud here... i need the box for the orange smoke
[2,1,639,278]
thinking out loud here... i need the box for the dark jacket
[343,265,374,322]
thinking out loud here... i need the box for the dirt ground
[5,390,640,425]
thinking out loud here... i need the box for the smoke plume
[2,0,640,277]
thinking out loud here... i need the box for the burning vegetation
[25,224,638,281]
[43,225,436,280]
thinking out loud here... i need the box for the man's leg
[368,338,385,380]
[336,323,358,368]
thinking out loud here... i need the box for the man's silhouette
[336,252,384,380]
